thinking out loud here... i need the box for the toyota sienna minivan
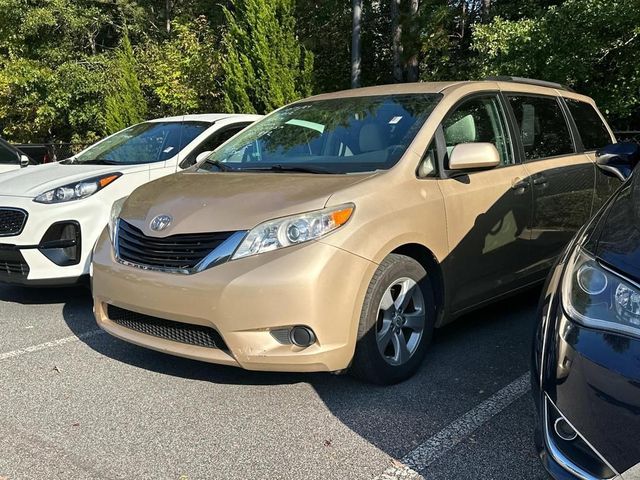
[92,78,623,384]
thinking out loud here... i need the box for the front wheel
[350,254,435,385]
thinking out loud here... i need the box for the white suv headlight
[232,204,355,260]
[562,247,640,337]
[34,173,121,204]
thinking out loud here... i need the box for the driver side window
[181,124,250,168]
[442,95,514,167]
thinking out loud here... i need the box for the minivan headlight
[34,173,121,204]
[108,196,128,243]
[562,247,640,337]
[232,204,355,260]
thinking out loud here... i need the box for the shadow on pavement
[0,282,543,475]
[0,284,88,306]
[0,287,539,464]
[42,284,541,459]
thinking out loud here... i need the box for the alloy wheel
[375,277,426,366]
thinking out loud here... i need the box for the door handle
[511,178,530,191]
[533,175,548,186]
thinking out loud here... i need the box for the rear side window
[0,142,17,164]
[508,95,574,161]
[565,99,612,151]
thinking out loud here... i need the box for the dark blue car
[532,143,640,480]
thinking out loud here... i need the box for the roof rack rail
[486,76,575,92]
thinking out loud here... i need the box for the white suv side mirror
[20,154,30,168]
[195,151,213,163]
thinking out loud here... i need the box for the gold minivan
[92,78,621,384]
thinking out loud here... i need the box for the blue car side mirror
[596,142,640,181]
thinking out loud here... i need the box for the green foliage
[414,0,456,80]
[0,0,638,141]
[136,17,224,118]
[0,0,112,142]
[105,35,148,135]
[221,0,314,114]
[295,0,352,93]
[473,0,640,126]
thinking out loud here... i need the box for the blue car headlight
[562,247,640,337]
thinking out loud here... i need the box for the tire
[350,254,435,385]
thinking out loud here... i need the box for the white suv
[0,113,260,286]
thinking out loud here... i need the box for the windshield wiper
[202,159,235,172]
[240,164,339,174]
[80,159,122,165]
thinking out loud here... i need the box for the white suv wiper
[81,159,122,165]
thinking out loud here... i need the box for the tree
[221,0,314,114]
[351,0,362,88]
[137,17,225,118]
[0,0,154,142]
[295,0,352,93]
[473,0,640,128]
[105,34,148,134]
[406,0,419,81]
[391,0,403,82]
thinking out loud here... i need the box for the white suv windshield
[198,94,442,174]
[68,121,211,165]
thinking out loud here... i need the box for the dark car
[0,137,33,173]
[13,143,52,164]
[532,142,640,480]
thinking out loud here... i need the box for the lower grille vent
[107,305,228,350]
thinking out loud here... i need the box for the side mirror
[19,154,30,168]
[596,142,640,181]
[449,143,501,171]
[195,151,213,163]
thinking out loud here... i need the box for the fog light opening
[554,417,578,442]
[39,221,81,266]
[289,326,316,348]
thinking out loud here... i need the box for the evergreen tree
[221,0,313,114]
[105,34,148,134]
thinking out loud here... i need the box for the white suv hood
[0,162,150,198]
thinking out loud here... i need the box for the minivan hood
[122,171,377,234]
[0,162,148,198]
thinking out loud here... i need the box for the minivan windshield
[67,121,211,165]
[198,94,442,174]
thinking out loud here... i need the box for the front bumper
[92,229,378,372]
[0,195,111,285]
[534,263,640,479]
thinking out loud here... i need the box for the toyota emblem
[150,214,172,232]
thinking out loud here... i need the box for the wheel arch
[389,243,446,327]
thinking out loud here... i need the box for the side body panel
[438,164,533,312]
[522,155,596,273]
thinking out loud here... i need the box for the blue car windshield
[70,121,211,165]
[198,94,442,174]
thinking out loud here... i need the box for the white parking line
[374,373,531,480]
[0,329,105,361]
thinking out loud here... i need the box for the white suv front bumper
[0,194,112,285]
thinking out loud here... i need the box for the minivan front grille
[0,208,27,236]
[116,220,234,270]
[107,305,228,350]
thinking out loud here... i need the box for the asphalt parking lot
[0,284,548,480]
